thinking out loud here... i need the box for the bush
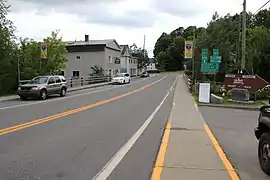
[249,91,270,101]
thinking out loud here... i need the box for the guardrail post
[81,77,84,86]
[70,78,73,87]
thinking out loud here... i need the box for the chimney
[85,34,89,42]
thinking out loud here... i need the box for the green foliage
[90,65,104,76]
[154,9,270,82]
[19,30,67,80]
[0,0,18,95]
[130,44,149,70]
[0,0,67,95]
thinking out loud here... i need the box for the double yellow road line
[0,76,167,136]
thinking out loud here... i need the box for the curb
[197,103,260,111]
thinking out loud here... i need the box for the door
[54,76,62,93]
[47,77,56,95]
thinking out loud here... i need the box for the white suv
[111,73,131,84]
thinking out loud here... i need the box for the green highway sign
[201,48,221,74]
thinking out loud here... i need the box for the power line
[254,0,270,14]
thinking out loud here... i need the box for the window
[48,77,55,84]
[75,56,81,60]
[73,71,80,77]
[108,56,112,63]
[55,76,61,83]
[129,59,131,63]
[60,71,65,76]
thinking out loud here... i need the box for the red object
[224,74,269,92]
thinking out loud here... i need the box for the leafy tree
[19,30,67,80]
[0,0,18,95]
[130,44,149,70]
[90,65,104,76]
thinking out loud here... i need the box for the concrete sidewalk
[159,76,234,179]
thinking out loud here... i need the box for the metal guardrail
[19,76,112,88]
[183,74,192,92]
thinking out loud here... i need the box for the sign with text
[184,41,193,60]
[224,74,269,92]
[40,42,48,60]
[201,48,221,74]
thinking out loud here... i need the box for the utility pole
[241,0,246,70]
[236,14,242,68]
[143,35,146,72]
[17,55,20,85]
[192,27,196,84]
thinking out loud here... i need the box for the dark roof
[120,45,129,55]
[65,39,121,51]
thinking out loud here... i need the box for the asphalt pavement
[0,73,177,180]
[199,106,270,180]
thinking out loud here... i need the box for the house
[120,45,138,76]
[146,58,158,72]
[63,35,122,78]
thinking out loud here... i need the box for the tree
[0,0,18,95]
[90,65,104,76]
[19,30,67,80]
[130,44,149,70]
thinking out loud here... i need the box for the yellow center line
[151,120,171,180]
[0,76,167,136]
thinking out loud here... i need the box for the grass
[193,93,266,107]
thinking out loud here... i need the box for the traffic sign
[200,48,221,74]
[40,42,48,60]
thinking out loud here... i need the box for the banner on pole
[184,41,193,61]
[40,42,48,60]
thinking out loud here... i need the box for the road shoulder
[152,75,238,180]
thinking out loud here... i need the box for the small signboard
[224,74,269,92]
[184,41,193,61]
[199,83,210,103]
[40,42,48,60]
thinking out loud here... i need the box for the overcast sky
[7,0,269,57]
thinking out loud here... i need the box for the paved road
[199,106,270,180]
[0,74,177,180]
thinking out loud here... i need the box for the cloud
[153,0,210,17]
[8,0,156,28]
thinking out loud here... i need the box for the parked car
[111,73,131,85]
[140,71,149,78]
[17,75,67,100]
[254,101,270,175]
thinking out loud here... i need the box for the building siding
[104,47,121,76]
[65,51,105,78]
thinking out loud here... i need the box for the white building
[146,58,158,71]
[120,45,138,76]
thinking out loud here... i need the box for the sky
[6,0,269,57]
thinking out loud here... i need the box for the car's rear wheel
[259,132,270,175]
[40,89,47,100]
[60,87,67,97]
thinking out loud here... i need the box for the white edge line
[91,77,174,180]
[0,75,159,111]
